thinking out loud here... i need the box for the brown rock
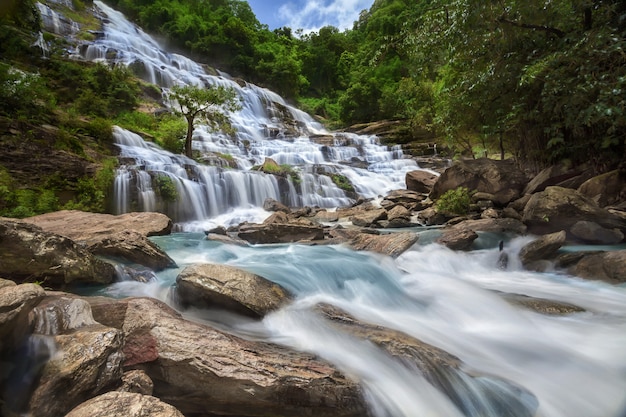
[569,250,626,284]
[263,198,291,213]
[570,221,624,245]
[0,283,45,352]
[449,218,527,235]
[88,230,177,271]
[175,263,292,318]
[349,232,418,258]
[238,223,325,244]
[349,208,387,227]
[519,231,567,267]
[437,230,479,251]
[405,170,438,194]
[117,370,154,395]
[0,219,116,287]
[577,170,626,208]
[430,158,528,205]
[88,297,368,417]
[65,392,183,417]
[523,163,583,195]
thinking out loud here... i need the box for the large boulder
[21,210,173,245]
[349,231,419,258]
[569,250,626,284]
[349,208,387,227]
[518,231,567,268]
[88,230,177,271]
[88,297,368,417]
[577,170,626,208]
[436,229,479,251]
[0,220,117,287]
[237,222,325,244]
[0,283,45,353]
[20,295,124,417]
[175,263,292,318]
[448,218,528,235]
[65,392,184,417]
[570,221,624,245]
[521,186,626,237]
[523,163,586,195]
[405,170,438,194]
[430,158,528,206]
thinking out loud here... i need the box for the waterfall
[74,1,434,228]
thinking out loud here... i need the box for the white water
[100,234,626,417]
[79,0,435,229]
[43,2,626,416]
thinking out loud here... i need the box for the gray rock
[449,218,527,235]
[523,163,583,195]
[522,186,626,236]
[405,170,438,194]
[570,221,624,244]
[430,158,528,205]
[437,229,479,251]
[569,250,626,284]
[175,263,292,318]
[577,170,626,208]
[0,220,116,287]
[519,231,567,267]
[65,392,183,417]
[237,223,325,244]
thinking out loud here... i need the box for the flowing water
[34,2,626,416]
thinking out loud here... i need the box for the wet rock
[349,232,419,258]
[405,170,438,194]
[449,218,527,235]
[237,223,325,244]
[430,158,528,206]
[437,229,479,251]
[65,392,183,417]
[569,250,626,284]
[25,296,124,417]
[519,231,567,268]
[263,197,291,213]
[570,221,624,245]
[88,297,368,417]
[117,370,154,395]
[175,263,292,318]
[350,208,387,227]
[0,219,116,287]
[0,283,45,353]
[502,294,585,315]
[88,230,177,271]
[522,186,626,236]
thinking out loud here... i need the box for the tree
[168,84,241,158]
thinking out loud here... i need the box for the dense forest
[0,0,625,216]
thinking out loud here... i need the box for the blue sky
[246,0,374,33]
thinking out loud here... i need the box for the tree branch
[496,16,566,38]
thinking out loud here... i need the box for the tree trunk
[499,132,505,160]
[185,116,194,158]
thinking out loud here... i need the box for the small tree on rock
[168,84,241,158]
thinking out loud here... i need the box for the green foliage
[156,115,186,154]
[436,187,472,216]
[62,158,117,212]
[0,167,60,218]
[152,174,178,202]
[329,173,354,192]
[169,84,241,157]
[0,64,53,121]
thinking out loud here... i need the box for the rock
[21,210,173,245]
[502,294,585,315]
[437,230,479,251]
[0,283,45,353]
[175,263,292,318]
[263,211,290,224]
[0,278,16,289]
[349,208,387,227]
[570,221,624,244]
[405,170,438,194]
[577,170,626,208]
[313,210,340,223]
[204,225,227,235]
[117,370,154,395]
[569,250,626,284]
[88,297,368,417]
[521,186,626,236]
[204,233,249,246]
[386,204,411,222]
[88,230,177,271]
[416,207,448,225]
[263,198,291,213]
[449,218,527,235]
[481,208,500,219]
[65,392,184,417]
[237,223,325,244]
[349,232,419,258]
[383,189,428,211]
[24,296,124,417]
[0,219,117,287]
[502,207,522,221]
[523,163,583,195]
[519,231,567,268]
[430,158,528,206]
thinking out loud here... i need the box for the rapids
[35,1,626,416]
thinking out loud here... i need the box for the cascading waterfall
[80,0,428,228]
[36,1,626,416]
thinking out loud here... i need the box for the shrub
[329,173,354,192]
[153,174,178,202]
[436,186,472,215]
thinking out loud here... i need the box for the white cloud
[278,0,372,34]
